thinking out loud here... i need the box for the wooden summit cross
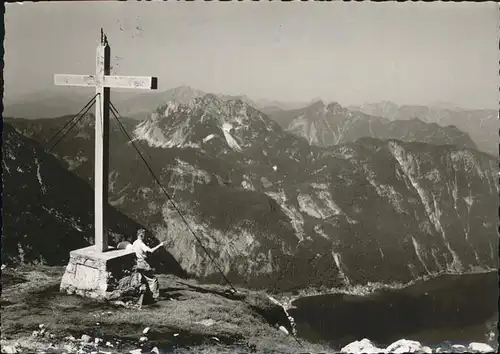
[55,29,158,253]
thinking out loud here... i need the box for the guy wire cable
[46,93,99,149]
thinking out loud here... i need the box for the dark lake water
[289,271,498,350]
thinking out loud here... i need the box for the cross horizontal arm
[54,74,96,87]
[103,75,158,90]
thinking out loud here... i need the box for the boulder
[451,344,467,352]
[80,334,92,343]
[279,325,289,335]
[1,345,18,354]
[385,339,424,353]
[341,338,385,353]
[468,342,495,353]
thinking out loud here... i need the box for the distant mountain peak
[135,94,279,151]
[202,93,222,102]
[307,100,326,111]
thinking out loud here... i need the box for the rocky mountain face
[7,95,498,292]
[1,123,150,266]
[349,101,497,155]
[269,101,479,151]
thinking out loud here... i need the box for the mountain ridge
[348,101,497,155]
[5,95,498,292]
[268,100,480,153]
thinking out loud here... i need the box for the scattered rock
[468,342,495,353]
[173,333,179,337]
[105,341,114,347]
[64,335,76,341]
[80,334,92,343]
[341,338,384,353]
[94,337,102,345]
[129,349,142,354]
[419,346,432,354]
[38,324,45,329]
[211,337,220,342]
[63,343,78,353]
[487,331,496,341]
[31,330,39,337]
[1,345,18,354]
[452,344,467,351]
[386,339,423,353]
[151,347,160,354]
[143,327,150,334]
[278,325,289,335]
[139,336,148,342]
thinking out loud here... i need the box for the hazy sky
[4,1,499,109]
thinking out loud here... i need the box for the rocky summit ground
[0,265,327,354]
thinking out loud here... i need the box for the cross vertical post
[54,29,158,254]
[95,33,111,252]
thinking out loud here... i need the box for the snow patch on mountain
[33,154,46,194]
[203,134,216,143]
[221,123,242,151]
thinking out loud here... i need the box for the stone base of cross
[57,29,158,300]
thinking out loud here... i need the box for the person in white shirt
[132,229,164,303]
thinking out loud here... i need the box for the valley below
[289,270,498,350]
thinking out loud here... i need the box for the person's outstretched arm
[149,242,165,253]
